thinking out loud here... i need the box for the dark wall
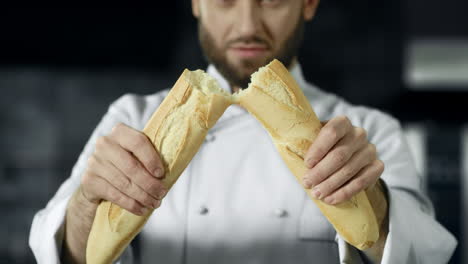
[0,3,466,263]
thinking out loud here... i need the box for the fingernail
[140,207,149,215]
[302,178,312,188]
[153,199,161,208]
[310,160,317,168]
[154,168,164,178]
[158,189,167,199]
[312,188,322,199]
[324,196,335,204]
[305,158,317,168]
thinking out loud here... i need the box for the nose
[236,0,261,38]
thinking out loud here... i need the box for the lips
[229,45,269,58]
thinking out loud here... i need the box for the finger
[82,171,152,216]
[87,155,161,209]
[110,123,165,178]
[310,144,376,199]
[304,116,352,168]
[302,129,367,188]
[322,159,384,205]
[97,136,168,200]
[80,171,102,204]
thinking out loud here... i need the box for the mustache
[226,36,271,49]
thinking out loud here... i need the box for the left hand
[302,116,385,205]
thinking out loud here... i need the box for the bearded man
[30,1,456,263]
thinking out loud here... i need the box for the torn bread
[86,60,384,263]
[236,59,380,249]
[86,69,233,263]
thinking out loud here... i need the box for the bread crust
[86,60,381,263]
[86,69,233,263]
[237,60,379,249]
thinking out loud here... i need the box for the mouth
[229,44,269,59]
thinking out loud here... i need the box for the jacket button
[205,134,216,143]
[198,206,209,215]
[274,208,288,218]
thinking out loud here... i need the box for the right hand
[80,123,167,216]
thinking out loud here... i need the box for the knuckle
[369,143,377,153]
[140,193,155,208]
[375,160,385,174]
[123,158,139,175]
[320,186,333,198]
[335,116,351,130]
[146,180,160,195]
[327,193,340,204]
[345,119,353,130]
[95,136,108,149]
[142,157,156,171]
[355,127,367,140]
[307,178,318,188]
[107,189,119,204]
[81,172,93,186]
[312,170,323,182]
[330,194,341,204]
[338,115,350,124]
[315,147,327,158]
[87,155,97,168]
[133,133,148,148]
[320,180,334,194]
[116,177,132,192]
[340,188,352,201]
[341,167,354,180]
[334,148,348,164]
[112,123,125,133]
[356,176,368,189]
[367,144,377,159]
[127,200,142,214]
[154,199,162,208]
[324,127,338,141]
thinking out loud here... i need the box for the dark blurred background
[1,2,467,263]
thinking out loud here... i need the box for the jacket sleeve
[28,95,141,264]
[336,109,457,264]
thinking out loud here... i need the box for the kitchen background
[1,2,467,264]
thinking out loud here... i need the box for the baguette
[86,60,383,263]
[236,59,380,249]
[86,69,233,263]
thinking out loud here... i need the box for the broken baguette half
[86,69,234,264]
[236,59,380,249]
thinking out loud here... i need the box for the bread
[86,69,233,263]
[86,59,383,263]
[236,59,380,249]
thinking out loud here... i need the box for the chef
[30,0,457,263]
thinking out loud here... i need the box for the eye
[215,0,235,7]
[260,0,283,6]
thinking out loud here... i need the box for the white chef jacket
[29,63,457,264]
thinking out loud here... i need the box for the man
[30,0,456,263]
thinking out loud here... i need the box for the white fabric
[29,63,457,264]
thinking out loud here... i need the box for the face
[193,0,319,88]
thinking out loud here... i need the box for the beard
[198,16,305,89]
